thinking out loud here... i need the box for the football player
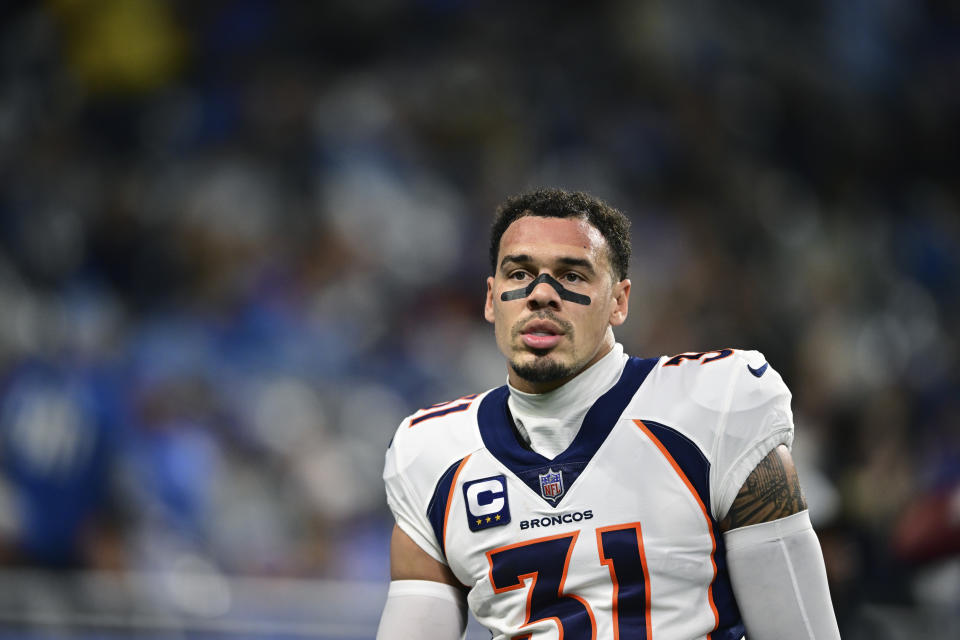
[378,189,840,639]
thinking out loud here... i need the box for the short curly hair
[490,188,631,281]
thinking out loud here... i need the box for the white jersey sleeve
[636,348,794,521]
[709,349,795,520]
[384,418,444,562]
[383,395,486,565]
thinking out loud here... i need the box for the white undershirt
[507,343,630,459]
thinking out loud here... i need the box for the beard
[510,355,575,384]
[508,311,578,384]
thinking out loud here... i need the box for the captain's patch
[463,475,511,532]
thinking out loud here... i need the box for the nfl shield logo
[539,469,564,502]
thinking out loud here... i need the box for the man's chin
[511,355,575,385]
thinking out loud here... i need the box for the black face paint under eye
[500,273,591,305]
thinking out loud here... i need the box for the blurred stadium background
[0,1,958,637]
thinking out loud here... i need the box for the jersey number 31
[487,523,651,639]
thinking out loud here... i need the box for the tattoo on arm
[721,445,807,531]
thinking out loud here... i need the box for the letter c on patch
[466,479,505,516]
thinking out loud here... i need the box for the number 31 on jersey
[486,522,652,639]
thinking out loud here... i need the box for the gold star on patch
[495,514,501,520]
[476,519,482,525]
[485,516,492,523]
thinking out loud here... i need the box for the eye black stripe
[500,273,591,305]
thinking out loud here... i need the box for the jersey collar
[478,356,659,505]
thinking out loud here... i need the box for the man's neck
[506,343,628,458]
[508,335,617,394]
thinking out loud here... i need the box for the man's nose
[526,277,561,308]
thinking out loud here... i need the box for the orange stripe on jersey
[634,419,721,632]
[442,455,471,551]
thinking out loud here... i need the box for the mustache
[511,311,575,339]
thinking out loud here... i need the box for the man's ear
[609,278,630,327]
[484,276,496,324]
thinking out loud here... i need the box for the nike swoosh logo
[747,362,769,378]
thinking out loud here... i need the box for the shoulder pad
[642,349,795,518]
[385,391,487,480]
[656,348,789,414]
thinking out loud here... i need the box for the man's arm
[376,525,468,640]
[389,524,463,584]
[721,444,807,531]
[722,445,841,639]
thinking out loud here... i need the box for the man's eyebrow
[499,254,531,269]
[556,256,596,273]
[499,254,597,273]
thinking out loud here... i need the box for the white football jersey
[384,349,794,640]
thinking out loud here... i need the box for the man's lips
[520,321,564,350]
[522,333,562,349]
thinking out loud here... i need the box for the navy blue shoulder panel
[640,420,743,638]
[640,420,711,509]
[476,383,511,458]
[425,457,466,558]
[478,356,658,505]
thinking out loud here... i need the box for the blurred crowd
[0,0,958,634]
